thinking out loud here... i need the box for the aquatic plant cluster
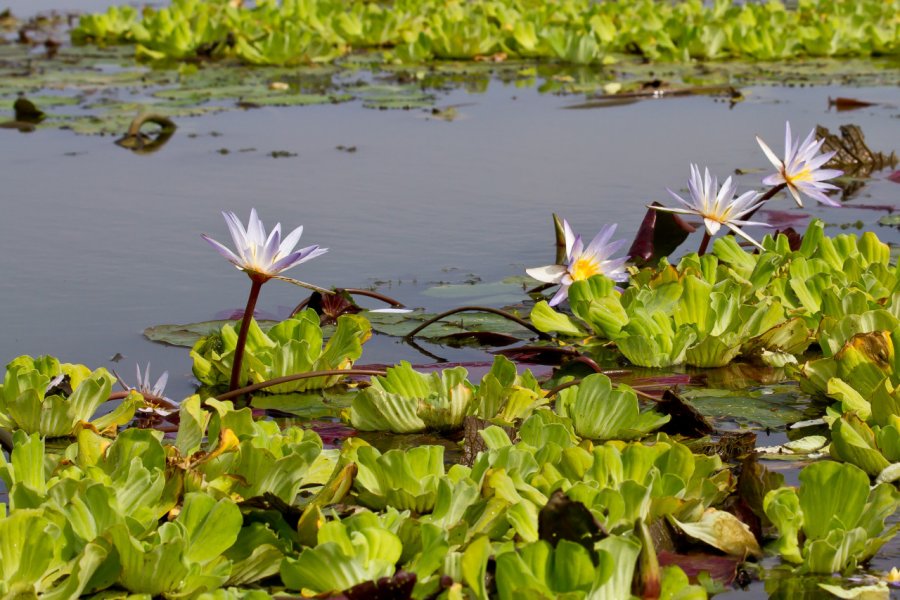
[0,115,898,598]
[72,0,900,65]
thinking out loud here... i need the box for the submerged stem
[403,306,550,341]
[230,279,264,392]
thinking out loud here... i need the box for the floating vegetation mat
[1,29,899,136]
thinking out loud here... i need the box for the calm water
[3,73,898,397]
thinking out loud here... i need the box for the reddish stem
[230,278,264,392]
[742,182,788,221]
[697,231,711,256]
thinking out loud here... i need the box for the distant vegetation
[72,0,900,65]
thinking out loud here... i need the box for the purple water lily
[653,164,769,251]
[202,208,327,283]
[527,219,628,306]
[202,209,327,392]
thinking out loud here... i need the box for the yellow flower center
[788,166,813,183]
[569,256,601,281]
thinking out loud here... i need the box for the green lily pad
[143,320,279,347]
[250,392,344,419]
[681,388,811,430]
[423,278,530,305]
[877,214,900,227]
[359,84,436,110]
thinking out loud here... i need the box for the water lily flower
[134,363,169,400]
[652,164,768,251]
[527,220,628,306]
[202,208,327,283]
[756,121,843,207]
[130,363,177,416]
[202,209,328,392]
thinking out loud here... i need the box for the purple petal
[758,138,784,171]
[222,212,248,255]
[246,208,266,247]
[202,234,244,268]
[269,245,328,273]
[784,122,793,161]
[262,223,282,266]
[667,188,695,210]
[548,284,570,307]
[799,185,841,207]
[583,224,617,258]
[811,168,843,182]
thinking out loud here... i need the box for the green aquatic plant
[349,357,545,433]
[191,309,371,393]
[0,355,140,437]
[110,493,243,596]
[72,0,900,66]
[201,209,329,391]
[281,510,403,594]
[554,373,669,441]
[764,461,900,574]
[493,535,648,600]
[829,413,900,480]
[352,444,451,512]
[349,361,475,433]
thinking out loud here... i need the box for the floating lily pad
[144,309,535,348]
[250,392,345,419]
[359,84,436,110]
[681,388,811,430]
[877,214,900,227]
[143,320,279,347]
[424,278,530,305]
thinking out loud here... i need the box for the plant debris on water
[1,1,900,598]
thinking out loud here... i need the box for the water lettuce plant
[554,373,669,441]
[764,461,900,574]
[191,309,371,393]
[0,355,140,437]
[350,357,544,433]
[73,0,900,66]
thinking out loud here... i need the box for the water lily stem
[230,279,264,392]
[697,232,711,256]
[742,182,787,221]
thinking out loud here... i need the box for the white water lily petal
[526,264,567,284]
[133,363,172,402]
[367,308,414,314]
[703,218,722,236]
[203,209,327,280]
[756,121,844,207]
